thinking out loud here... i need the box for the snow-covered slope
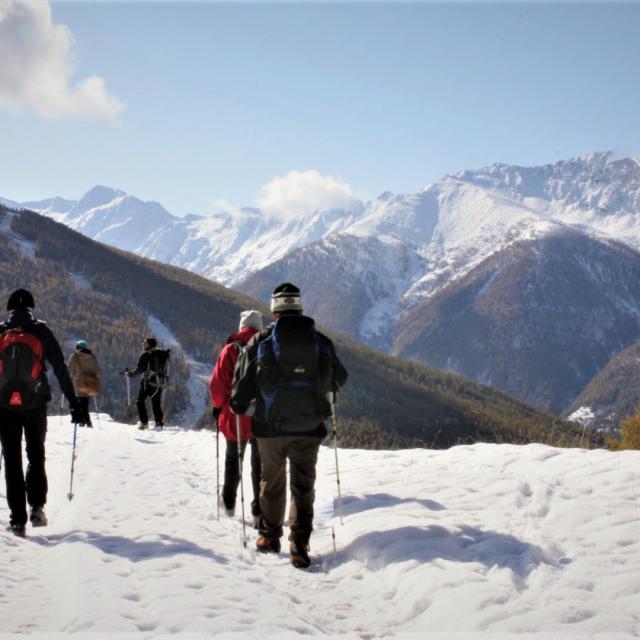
[2,416,638,638]
[339,153,640,308]
[258,177,557,343]
[240,233,424,350]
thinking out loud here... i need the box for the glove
[69,398,82,425]
[212,407,222,425]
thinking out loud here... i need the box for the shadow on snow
[329,525,556,578]
[33,531,228,564]
[341,493,445,515]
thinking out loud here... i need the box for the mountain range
[5,151,640,425]
[1,202,570,447]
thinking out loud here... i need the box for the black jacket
[128,348,165,388]
[0,309,77,408]
[230,319,348,438]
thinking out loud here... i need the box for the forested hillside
[396,229,640,415]
[567,339,640,431]
[0,204,580,448]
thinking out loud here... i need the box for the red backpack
[0,327,49,410]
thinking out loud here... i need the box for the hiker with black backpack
[68,340,101,428]
[230,283,348,568]
[0,289,81,537]
[124,337,169,430]
[210,310,263,528]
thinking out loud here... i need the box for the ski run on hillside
[1,416,639,639]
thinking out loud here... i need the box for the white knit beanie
[239,309,263,331]
[270,282,303,313]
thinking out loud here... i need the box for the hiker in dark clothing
[230,283,348,568]
[68,340,101,428]
[124,337,167,430]
[0,289,80,537]
[210,310,263,526]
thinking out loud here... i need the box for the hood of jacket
[226,326,259,346]
[74,349,96,364]
[6,308,37,328]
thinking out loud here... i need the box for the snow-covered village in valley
[2,1,640,639]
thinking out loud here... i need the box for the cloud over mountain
[255,169,356,220]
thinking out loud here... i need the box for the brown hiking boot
[29,506,48,527]
[289,540,311,569]
[256,535,281,554]
[7,523,26,538]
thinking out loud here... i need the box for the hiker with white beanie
[209,309,264,526]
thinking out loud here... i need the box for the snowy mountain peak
[8,153,640,339]
[451,152,640,217]
[68,185,127,218]
[21,196,76,214]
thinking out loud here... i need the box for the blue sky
[1,1,639,216]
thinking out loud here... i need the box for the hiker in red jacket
[210,310,263,527]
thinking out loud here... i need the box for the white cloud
[213,197,245,217]
[255,169,356,220]
[0,0,125,124]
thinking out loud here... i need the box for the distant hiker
[68,340,101,428]
[210,310,264,527]
[231,283,348,568]
[0,288,80,537]
[124,337,170,430]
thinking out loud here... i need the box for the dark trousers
[256,436,322,544]
[0,406,48,526]
[136,384,163,426]
[77,397,92,426]
[223,438,261,517]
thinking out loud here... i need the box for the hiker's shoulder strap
[232,340,244,356]
[317,330,348,388]
[256,331,275,360]
[315,329,334,354]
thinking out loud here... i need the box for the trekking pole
[235,414,247,548]
[126,374,131,407]
[215,413,220,521]
[67,421,79,501]
[93,396,102,428]
[329,392,344,525]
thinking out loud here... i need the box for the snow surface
[567,406,597,427]
[1,415,639,639]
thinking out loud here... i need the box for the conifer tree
[610,407,640,450]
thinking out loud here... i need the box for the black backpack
[0,325,50,410]
[256,315,333,431]
[145,348,170,389]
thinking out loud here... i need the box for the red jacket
[209,326,258,441]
